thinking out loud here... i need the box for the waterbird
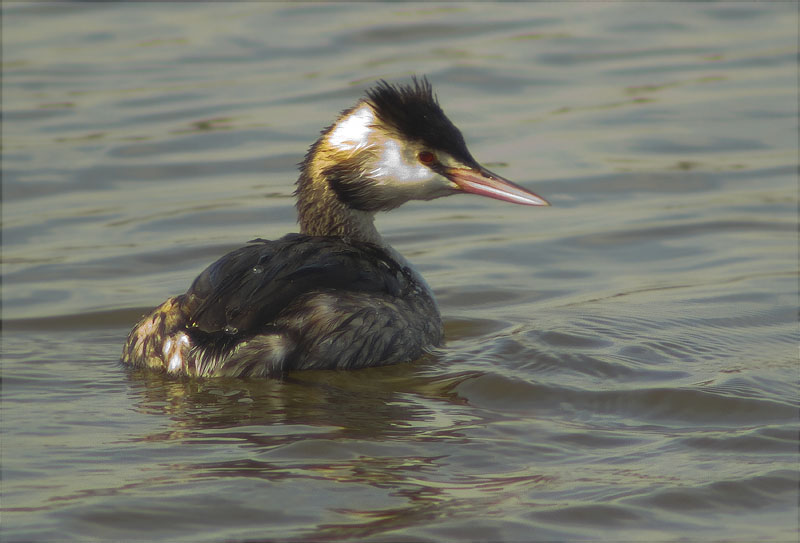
[122,77,549,377]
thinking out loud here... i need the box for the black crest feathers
[365,76,476,166]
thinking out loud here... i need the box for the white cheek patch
[328,105,375,152]
[372,139,431,184]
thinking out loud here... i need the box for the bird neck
[294,151,383,245]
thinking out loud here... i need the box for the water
[3,3,797,541]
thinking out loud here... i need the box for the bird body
[122,77,548,377]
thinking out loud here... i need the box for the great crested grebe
[122,77,549,377]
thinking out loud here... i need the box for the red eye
[417,150,435,165]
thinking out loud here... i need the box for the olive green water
[3,3,798,541]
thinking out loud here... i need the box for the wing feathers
[186,234,413,336]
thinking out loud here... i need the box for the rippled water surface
[3,3,798,541]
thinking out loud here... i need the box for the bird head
[307,77,549,212]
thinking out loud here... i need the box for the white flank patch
[162,337,173,357]
[328,105,374,152]
[167,353,182,373]
[165,332,191,373]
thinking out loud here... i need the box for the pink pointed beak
[446,166,550,206]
